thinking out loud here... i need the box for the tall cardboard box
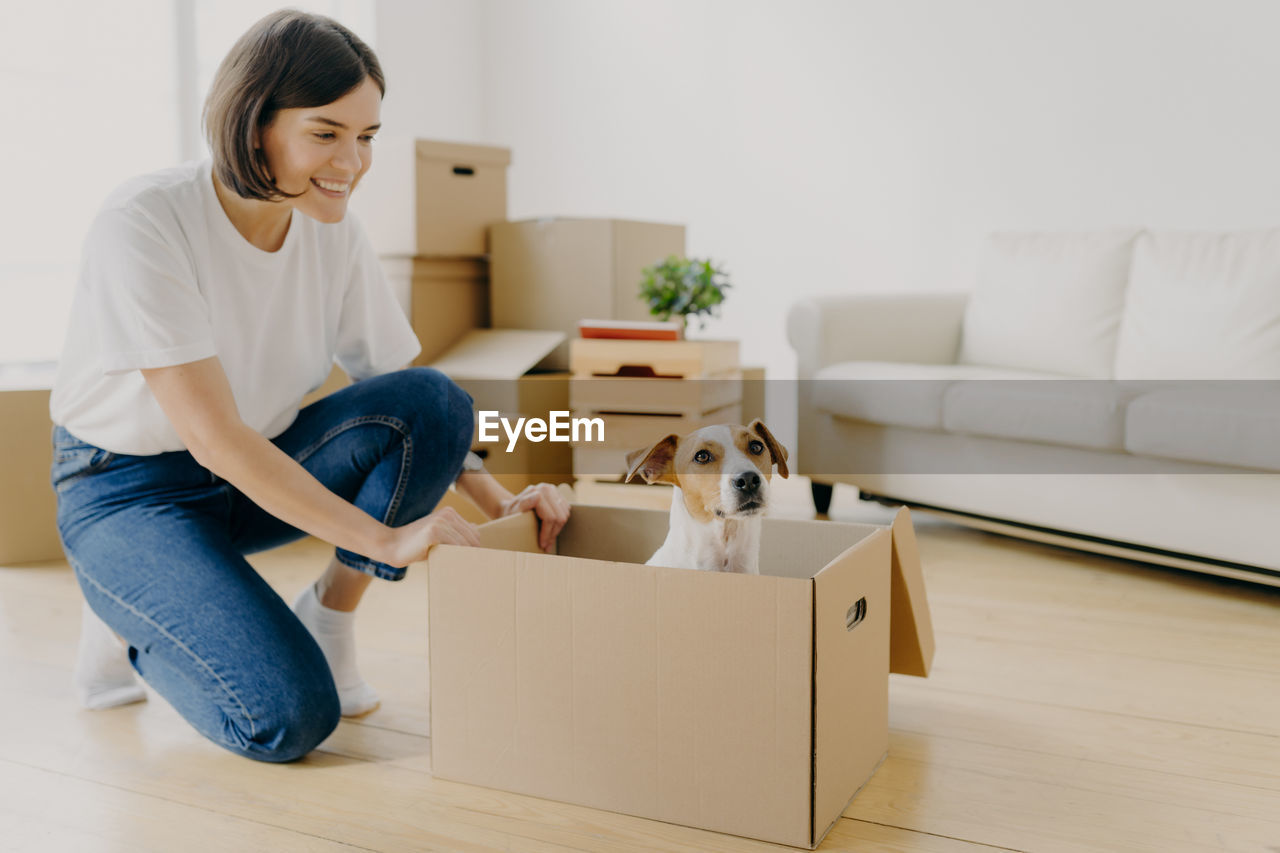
[351,138,510,257]
[426,505,934,849]
[489,218,686,370]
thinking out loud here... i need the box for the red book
[577,318,684,341]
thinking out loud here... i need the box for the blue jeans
[52,368,474,762]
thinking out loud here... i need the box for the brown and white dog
[624,420,789,573]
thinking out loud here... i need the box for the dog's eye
[694,449,712,464]
[748,440,765,455]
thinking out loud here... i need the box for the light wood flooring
[2,477,1278,852]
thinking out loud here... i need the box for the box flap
[811,528,891,847]
[429,329,566,380]
[888,507,935,677]
[475,511,544,554]
[461,495,572,553]
[435,486,490,526]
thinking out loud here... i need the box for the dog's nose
[733,471,761,495]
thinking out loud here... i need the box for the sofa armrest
[787,293,969,378]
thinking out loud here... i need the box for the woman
[49,9,569,762]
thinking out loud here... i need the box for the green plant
[638,256,731,330]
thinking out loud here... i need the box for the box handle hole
[452,165,476,176]
[592,365,682,379]
[846,598,867,632]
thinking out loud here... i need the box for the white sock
[74,600,147,710]
[292,583,380,717]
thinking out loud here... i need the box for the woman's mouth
[311,178,350,198]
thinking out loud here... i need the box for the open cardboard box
[424,503,933,849]
[429,329,573,490]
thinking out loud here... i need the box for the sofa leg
[810,481,834,516]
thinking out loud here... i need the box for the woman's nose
[331,139,363,172]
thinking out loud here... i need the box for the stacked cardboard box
[567,338,742,481]
[348,138,510,365]
[351,140,595,494]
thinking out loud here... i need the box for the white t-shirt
[50,160,422,455]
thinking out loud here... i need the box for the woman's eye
[314,132,336,140]
[749,441,764,454]
[359,135,376,143]
[694,449,712,464]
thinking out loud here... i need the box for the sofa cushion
[1124,385,1280,471]
[958,229,1141,379]
[943,381,1138,451]
[812,361,1060,430]
[1115,230,1280,379]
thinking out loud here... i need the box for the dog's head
[624,420,790,523]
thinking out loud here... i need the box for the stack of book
[576,318,683,341]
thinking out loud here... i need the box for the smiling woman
[45,8,572,763]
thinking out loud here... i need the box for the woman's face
[259,76,382,223]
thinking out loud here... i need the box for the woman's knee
[225,678,341,763]
[397,367,474,460]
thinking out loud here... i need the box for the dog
[623,419,789,573]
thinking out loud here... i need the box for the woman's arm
[143,357,479,567]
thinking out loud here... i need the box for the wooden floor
[2,477,1278,852]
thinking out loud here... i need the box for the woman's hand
[499,483,571,552]
[382,506,481,568]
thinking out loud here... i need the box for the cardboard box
[0,387,60,564]
[429,329,567,415]
[434,485,491,526]
[570,405,743,452]
[569,374,742,417]
[426,505,933,849]
[375,256,490,365]
[429,329,574,490]
[351,138,510,257]
[567,339,744,477]
[568,339,742,416]
[470,407,574,493]
[489,219,686,370]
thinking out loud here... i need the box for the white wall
[377,0,1280,441]
[373,0,486,142]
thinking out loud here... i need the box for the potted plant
[638,256,731,334]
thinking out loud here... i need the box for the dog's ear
[748,419,789,479]
[625,435,680,485]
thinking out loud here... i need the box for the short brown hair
[203,9,384,201]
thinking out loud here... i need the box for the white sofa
[788,229,1280,588]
